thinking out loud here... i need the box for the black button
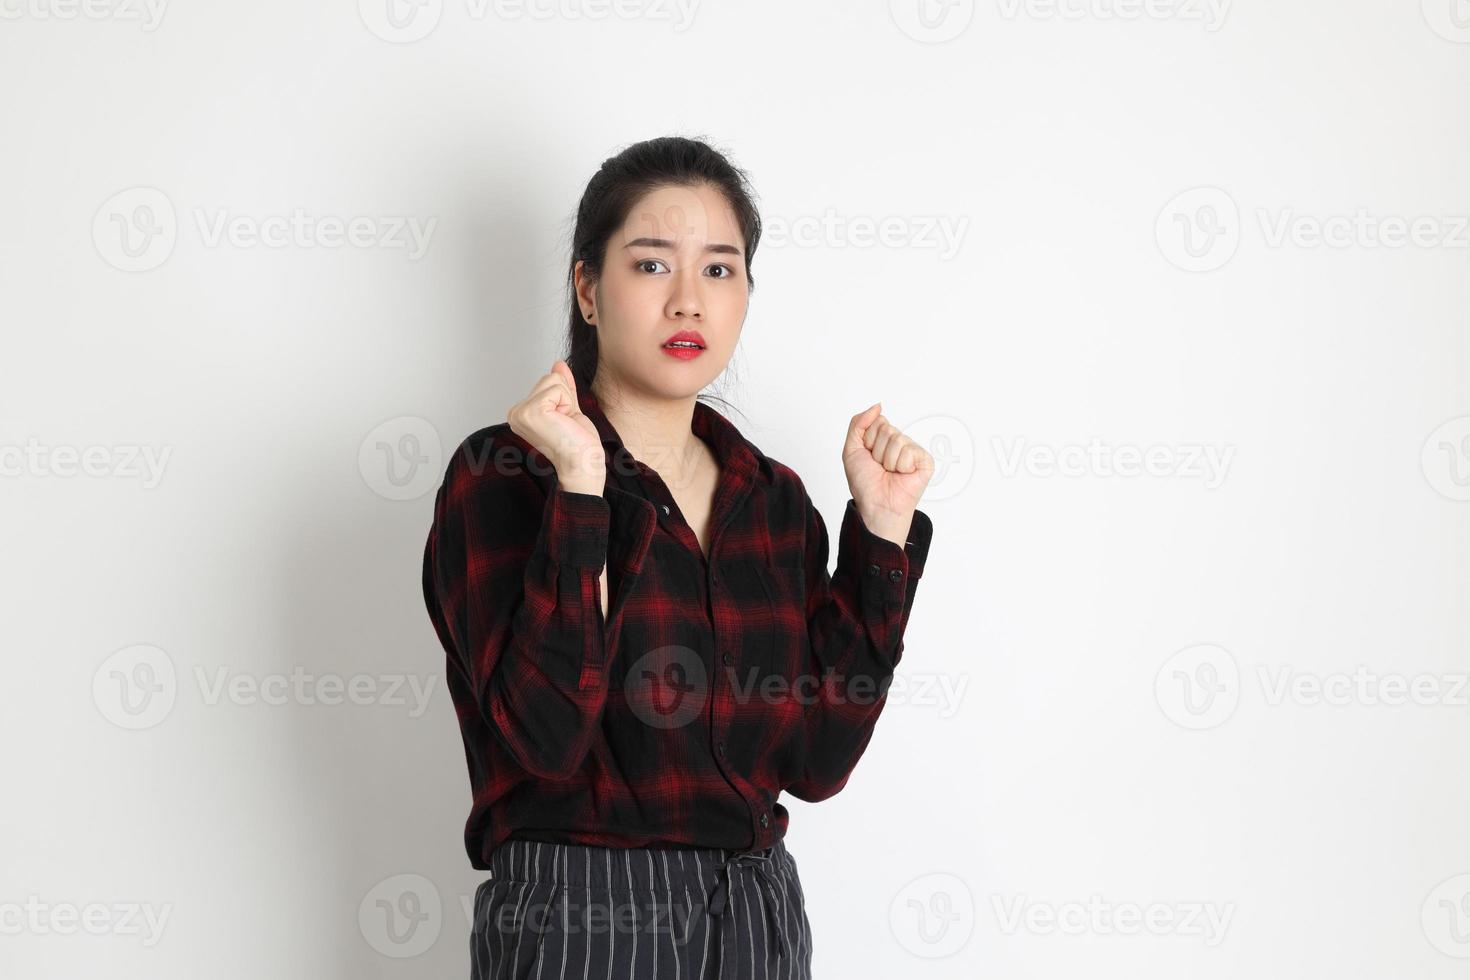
[760,812,770,828]
[661,503,670,515]
[722,652,734,666]
[867,564,879,577]
[717,741,727,757]
[889,569,903,582]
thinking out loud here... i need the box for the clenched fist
[843,402,935,547]
[507,361,607,495]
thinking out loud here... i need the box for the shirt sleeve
[783,494,934,802]
[422,432,614,781]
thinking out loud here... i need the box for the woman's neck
[592,379,705,488]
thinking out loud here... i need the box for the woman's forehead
[620,185,742,245]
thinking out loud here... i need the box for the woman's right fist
[507,361,606,494]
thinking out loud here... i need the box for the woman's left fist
[842,402,935,545]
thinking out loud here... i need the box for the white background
[3,0,1469,977]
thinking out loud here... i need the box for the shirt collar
[575,384,762,486]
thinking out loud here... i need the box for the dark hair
[562,136,762,406]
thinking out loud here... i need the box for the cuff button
[889,569,903,582]
[867,564,879,576]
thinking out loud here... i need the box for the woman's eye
[707,264,734,279]
[636,259,668,274]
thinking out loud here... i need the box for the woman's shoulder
[439,422,555,499]
[756,452,814,508]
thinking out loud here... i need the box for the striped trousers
[471,837,813,979]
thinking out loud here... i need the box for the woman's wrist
[558,470,607,496]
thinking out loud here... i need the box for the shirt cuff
[535,485,611,568]
[835,499,934,604]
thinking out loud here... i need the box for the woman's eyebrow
[622,236,743,256]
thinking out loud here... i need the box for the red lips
[663,329,706,349]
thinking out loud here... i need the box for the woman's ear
[573,260,597,323]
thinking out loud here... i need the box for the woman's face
[577,182,749,399]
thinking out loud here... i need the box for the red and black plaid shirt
[421,386,934,869]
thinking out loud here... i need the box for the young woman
[422,136,936,979]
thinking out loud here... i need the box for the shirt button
[722,652,734,666]
[760,812,770,828]
[889,569,903,582]
[867,564,879,577]
[717,741,727,757]
[661,503,670,515]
